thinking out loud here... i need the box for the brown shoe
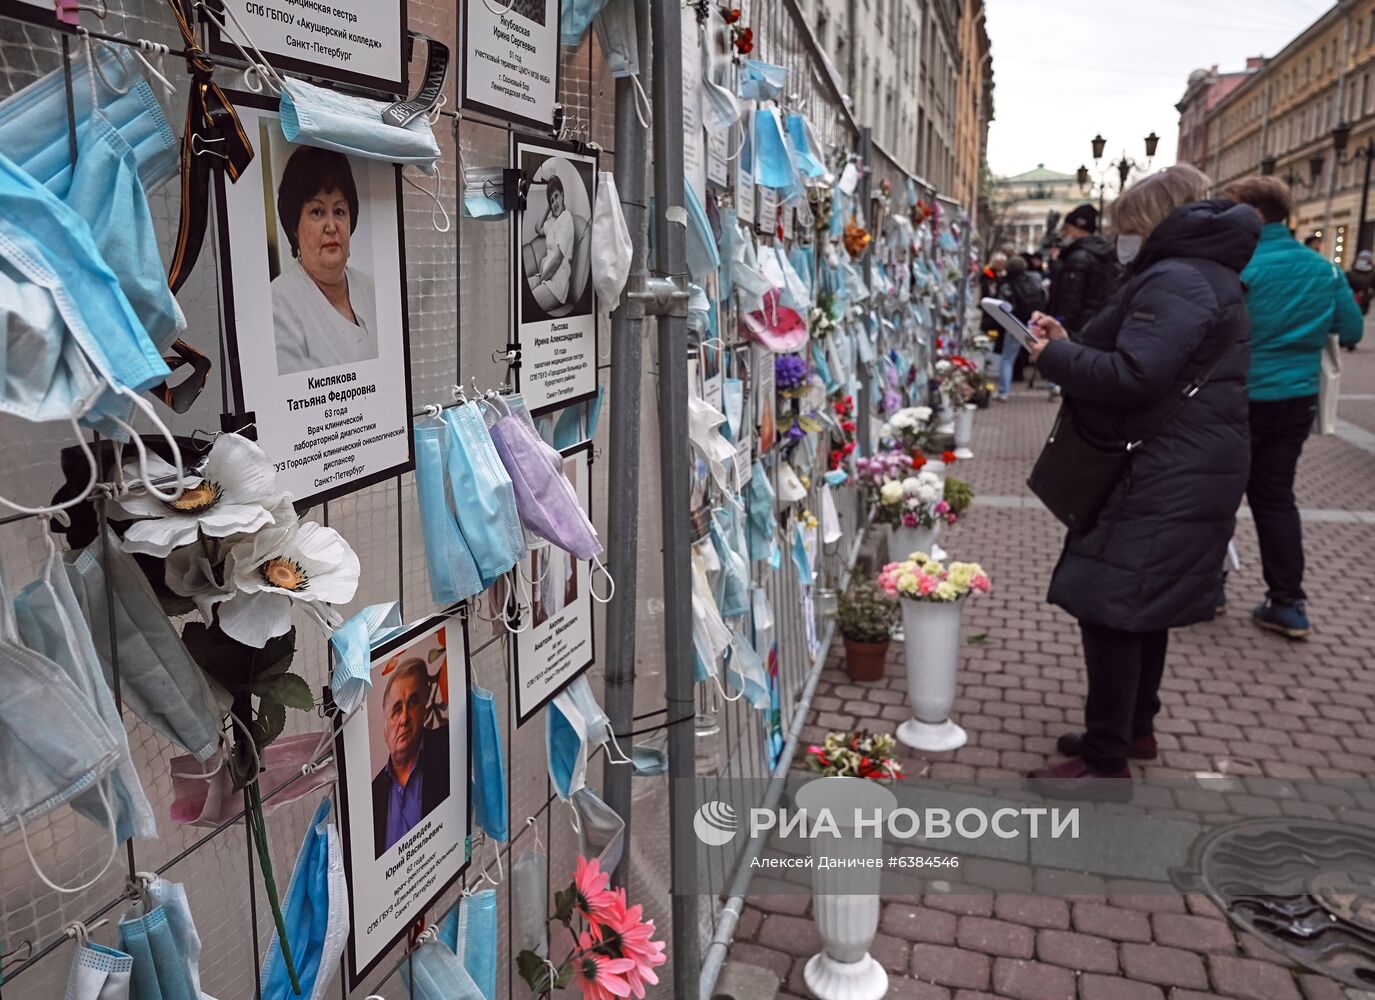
[1055,732,1158,760]
[1026,757,1134,802]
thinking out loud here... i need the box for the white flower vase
[896,597,968,752]
[796,777,896,1000]
[953,404,975,460]
[889,522,940,561]
[936,401,956,436]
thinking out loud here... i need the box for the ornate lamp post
[1078,132,1159,222]
[1331,120,1375,253]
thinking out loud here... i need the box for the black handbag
[1028,344,1232,532]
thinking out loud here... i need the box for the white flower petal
[195,502,276,540]
[110,477,206,521]
[164,546,234,621]
[122,516,201,558]
[216,591,293,648]
[290,523,360,604]
[204,434,283,506]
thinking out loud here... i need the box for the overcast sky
[984,0,1330,180]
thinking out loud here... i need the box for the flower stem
[248,779,301,994]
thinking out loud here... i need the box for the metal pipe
[1324,10,1354,252]
[649,3,700,996]
[698,528,867,1000]
[855,126,874,457]
[1360,143,1374,252]
[603,0,652,890]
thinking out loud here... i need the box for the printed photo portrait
[519,149,595,323]
[366,626,452,858]
[509,0,547,26]
[259,123,380,376]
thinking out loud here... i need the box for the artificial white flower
[901,477,921,493]
[912,406,933,422]
[879,481,904,505]
[113,435,285,558]
[213,513,361,647]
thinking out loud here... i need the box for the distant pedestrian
[1346,249,1375,316]
[1223,176,1364,638]
[994,256,1046,400]
[1304,234,1322,252]
[1047,203,1120,338]
[1024,165,1259,796]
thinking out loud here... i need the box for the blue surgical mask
[738,59,786,101]
[119,895,200,1000]
[691,551,733,685]
[785,113,828,179]
[470,683,509,842]
[64,940,133,1000]
[402,938,484,1000]
[812,338,838,394]
[722,377,744,442]
[15,550,157,842]
[791,523,813,585]
[789,245,815,301]
[744,461,777,562]
[328,602,403,717]
[444,403,525,588]
[65,531,227,763]
[709,507,750,619]
[438,890,498,1000]
[414,418,485,604]
[546,693,588,800]
[684,184,720,282]
[562,0,611,45]
[0,557,122,839]
[261,799,349,1000]
[724,635,770,710]
[279,77,441,174]
[753,108,798,191]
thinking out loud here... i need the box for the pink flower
[901,512,918,527]
[972,574,991,592]
[570,934,637,1000]
[947,514,957,524]
[935,500,949,514]
[596,895,668,998]
[919,576,938,595]
[573,856,620,924]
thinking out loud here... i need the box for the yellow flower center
[260,557,309,591]
[163,480,222,513]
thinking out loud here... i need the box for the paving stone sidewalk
[731,343,1375,1000]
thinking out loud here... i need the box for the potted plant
[943,475,974,519]
[836,582,897,682]
[877,553,990,752]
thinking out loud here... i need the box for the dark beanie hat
[1065,203,1098,233]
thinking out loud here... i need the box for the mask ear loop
[628,74,652,129]
[503,569,532,635]
[78,29,134,99]
[403,165,452,234]
[600,720,634,766]
[195,0,286,95]
[225,710,265,787]
[105,386,186,503]
[19,780,120,894]
[133,39,176,98]
[589,555,615,605]
[477,835,504,886]
[524,815,545,853]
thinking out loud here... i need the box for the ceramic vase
[953,404,975,460]
[896,597,968,752]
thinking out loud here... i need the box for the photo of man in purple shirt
[371,658,450,857]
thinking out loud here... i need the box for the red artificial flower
[572,856,619,924]
[841,420,856,433]
[842,442,856,455]
[733,27,754,53]
[720,6,741,23]
[942,450,958,465]
[910,453,926,469]
[570,934,637,1000]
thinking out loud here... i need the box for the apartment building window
[1365,72,1372,117]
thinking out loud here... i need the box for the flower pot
[796,777,895,1000]
[896,597,968,752]
[843,637,888,682]
[889,522,940,562]
[953,404,975,460]
[935,402,955,437]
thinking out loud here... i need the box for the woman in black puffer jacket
[1023,165,1260,796]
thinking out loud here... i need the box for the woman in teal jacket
[1223,177,1364,638]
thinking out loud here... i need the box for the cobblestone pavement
[731,337,1375,1000]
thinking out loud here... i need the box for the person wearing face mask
[1346,249,1375,324]
[1220,176,1364,638]
[1022,165,1259,796]
[372,659,450,855]
[1047,204,1121,339]
[271,146,378,376]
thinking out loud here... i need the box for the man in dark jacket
[1024,177,1260,796]
[1048,204,1120,337]
[372,659,450,856]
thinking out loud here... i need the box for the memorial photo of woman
[519,150,594,322]
[271,145,379,375]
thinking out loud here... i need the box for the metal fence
[0,0,969,997]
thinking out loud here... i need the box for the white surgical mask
[1117,234,1143,265]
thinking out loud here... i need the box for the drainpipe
[602,0,651,890]
[648,2,699,997]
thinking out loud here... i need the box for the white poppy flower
[215,514,361,647]
[913,406,933,422]
[113,435,285,558]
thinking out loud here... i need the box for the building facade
[989,165,1081,253]
[1180,0,1375,264]
[798,0,991,205]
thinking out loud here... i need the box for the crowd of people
[982,168,1365,797]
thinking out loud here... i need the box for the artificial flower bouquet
[775,353,812,400]
[880,405,934,455]
[936,356,988,407]
[877,552,990,603]
[854,449,914,498]
[518,857,667,999]
[873,470,951,529]
[807,729,904,782]
[810,292,840,338]
[827,394,859,474]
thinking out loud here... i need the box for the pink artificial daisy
[592,896,668,999]
[573,856,620,924]
[570,937,636,1000]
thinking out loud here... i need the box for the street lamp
[1331,119,1375,253]
[1079,133,1159,221]
[1261,155,1277,176]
